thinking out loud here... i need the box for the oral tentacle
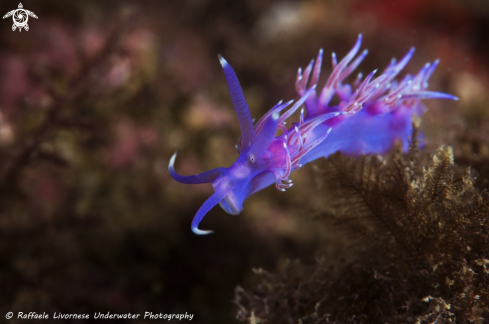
[169,152,226,184]
[191,186,234,235]
[218,55,256,151]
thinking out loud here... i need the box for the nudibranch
[169,34,458,235]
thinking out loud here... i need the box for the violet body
[170,35,458,234]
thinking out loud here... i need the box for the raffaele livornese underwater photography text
[0,0,487,323]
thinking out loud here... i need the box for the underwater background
[0,0,487,323]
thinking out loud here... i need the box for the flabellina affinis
[169,34,458,235]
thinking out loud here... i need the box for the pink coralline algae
[169,35,458,235]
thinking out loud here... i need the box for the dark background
[0,0,487,323]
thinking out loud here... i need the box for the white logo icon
[3,3,38,32]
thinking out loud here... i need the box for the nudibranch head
[169,35,458,235]
[169,55,334,234]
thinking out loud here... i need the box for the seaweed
[234,124,489,323]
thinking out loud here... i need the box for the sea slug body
[169,34,458,235]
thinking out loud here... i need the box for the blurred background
[0,0,487,323]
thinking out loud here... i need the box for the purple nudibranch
[169,34,458,235]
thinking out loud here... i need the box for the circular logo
[13,10,28,28]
